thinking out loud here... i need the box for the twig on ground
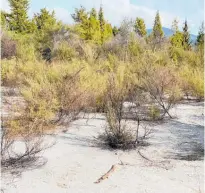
[137,149,171,170]
[94,164,118,184]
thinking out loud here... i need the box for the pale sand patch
[1,102,204,193]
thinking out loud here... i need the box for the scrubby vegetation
[1,0,204,159]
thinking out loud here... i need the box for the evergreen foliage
[182,20,191,50]
[8,0,33,33]
[112,26,119,36]
[170,19,183,48]
[196,22,204,47]
[135,17,147,37]
[152,11,164,39]
[98,5,112,43]
[33,8,57,31]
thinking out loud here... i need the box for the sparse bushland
[1,2,204,158]
[1,81,57,168]
[99,74,151,149]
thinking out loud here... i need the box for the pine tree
[170,19,183,48]
[152,11,164,39]
[196,22,204,62]
[71,6,112,43]
[196,22,204,47]
[98,5,112,44]
[90,8,97,19]
[8,0,31,33]
[33,8,62,53]
[33,8,57,31]
[98,5,105,43]
[104,23,113,40]
[71,6,88,23]
[171,18,179,33]
[134,17,147,37]
[182,20,191,50]
[112,26,119,36]
[1,11,10,28]
[88,8,101,43]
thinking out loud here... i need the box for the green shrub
[179,66,204,100]
[53,41,77,61]
[149,105,160,120]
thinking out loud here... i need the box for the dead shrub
[141,67,182,119]
[54,67,90,124]
[99,74,151,149]
[1,115,54,169]
[1,34,17,59]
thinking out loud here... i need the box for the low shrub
[53,41,77,61]
[1,33,17,59]
[141,66,182,119]
[149,105,161,120]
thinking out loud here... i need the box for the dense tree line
[1,0,204,50]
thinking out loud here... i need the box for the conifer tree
[98,5,112,43]
[33,8,57,31]
[8,0,31,33]
[104,23,113,40]
[98,5,106,43]
[71,6,89,39]
[196,22,204,62]
[88,8,101,43]
[112,26,119,36]
[1,11,10,28]
[135,17,147,37]
[71,6,112,43]
[171,18,179,33]
[90,8,97,19]
[152,11,164,39]
[182,20,191,50]
[196,22,204,47]
[170,19,183,48]
[71,6,88,23]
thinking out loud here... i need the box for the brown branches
[94,164,118,184]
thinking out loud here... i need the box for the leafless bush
[1,34,17,59]
[141,67,181,119]
[99,75,151,149]
[54,67,91,124]
[118,18,135,39]
[147,35,169,52]
[1,117,54,169]
[99,19,134,60]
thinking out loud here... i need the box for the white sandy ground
[1,101,204,193]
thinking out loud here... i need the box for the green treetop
[8,0,32,33]
[196,22,204,47]
[1,11,10,28]
[171,18,179,33]
[98,5,112,44]
[33,8,57,31]
[90,8,97,19]
[98,5,105,43]
[182,20,191,50]
[88,8,101,43]
[152,11,164,39]
[170,19,183,48]
[135,17,147,37]
[71,6,88,23]
[112,26,119,36]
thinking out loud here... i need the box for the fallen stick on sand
[138,149,171,170]
[94,164,118,184]
[137,150,153,162]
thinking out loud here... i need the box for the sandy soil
[1,101,204,193]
